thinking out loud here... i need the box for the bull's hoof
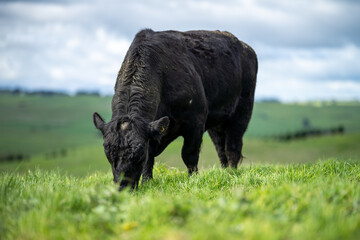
[188,166,198,176]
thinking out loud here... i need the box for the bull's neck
[111,78,160,129]
[111,41,161,127]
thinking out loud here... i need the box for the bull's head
[93,112,169,190]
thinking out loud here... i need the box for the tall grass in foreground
[1,159,359,239]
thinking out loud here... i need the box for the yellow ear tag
[160,126,165,134]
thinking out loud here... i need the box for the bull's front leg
[141,147,155,184]
[181,125,204,175]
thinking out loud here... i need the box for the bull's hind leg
[225,95,255,168]
[208,129,228,168]
[181,125,204,175]
[226,56,257,168]
[225,128,244,168]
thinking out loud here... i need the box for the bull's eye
[160,126,165,134]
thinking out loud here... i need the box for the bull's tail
[240,42,258,126]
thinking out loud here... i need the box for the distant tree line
[275,125,345,142]
[0,87,102,97]
[256,97,281,103]
[0,153,30,162]
[0,148,68,163]
[75,90,100,96]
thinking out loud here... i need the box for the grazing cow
[93,29,257,190]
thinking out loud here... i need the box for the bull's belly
[204,95,240,130]
[205,110,233,130]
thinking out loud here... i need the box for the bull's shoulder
[134,28,154,39]
[181,30,237,41]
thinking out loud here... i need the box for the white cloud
[49,67,64,79]
[0,57,18,80]
[258,44,360,82]
[2,1,89,23]
[257,78,360,102]
[256,44,360,100]
[66,38,80,49]
[0,0,359,100]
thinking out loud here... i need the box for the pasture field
[0,93,111,157]
[1,93,360,175]
[0,133,359,176]
[1,93,360,159]
[1,94,360,239]
[1,159,359,239]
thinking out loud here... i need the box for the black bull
[93,29,258,190]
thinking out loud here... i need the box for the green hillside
[1,94,359,239]
[1,93,359,159]
[1,133,359,176]
[250,101,360,137]
[1,93,360,176]
[0,94,110,157]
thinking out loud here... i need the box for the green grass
[1,159,359,239]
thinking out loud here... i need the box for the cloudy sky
[0,0,359,101]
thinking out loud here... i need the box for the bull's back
[180,31,257,127]
[185,31,244,110]
[140,30,257,127]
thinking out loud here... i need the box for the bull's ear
[148,116,169,141]
[93,112,106,134]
